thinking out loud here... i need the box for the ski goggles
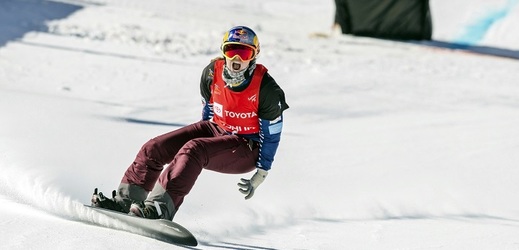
[222,43,257,61]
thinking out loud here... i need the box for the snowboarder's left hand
[238,168,268,200]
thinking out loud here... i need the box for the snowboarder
[92,26,289,220]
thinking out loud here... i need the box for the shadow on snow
[0,0,82,48]
[112,117,187,127]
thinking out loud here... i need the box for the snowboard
[84,205,197,246]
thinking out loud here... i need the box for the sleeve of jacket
[257,115,284,170]
[256,73,289,171]
[200,61,216,121]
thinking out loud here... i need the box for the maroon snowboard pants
[121,120,258,210]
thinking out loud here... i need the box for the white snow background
[1,0,519,249]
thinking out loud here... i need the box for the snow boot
[114,183,148,213]
[128,201,164,219]
[91,184,148,213]
[129,183,176,220]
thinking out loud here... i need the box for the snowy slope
[1,0,519,249]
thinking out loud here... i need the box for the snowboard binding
[91,188,126,213]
